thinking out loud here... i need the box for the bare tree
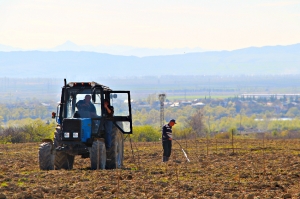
[186,109,205,137]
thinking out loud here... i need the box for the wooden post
[232,129,234,154]
[206,131,209,156]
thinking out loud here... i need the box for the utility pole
[158,94,166,128]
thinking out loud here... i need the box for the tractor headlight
[64,132,70,138]
[73,132,79,138]
[68,82,74,87]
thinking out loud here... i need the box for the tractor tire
[38,142,54,170]
[53,127,74,170]
[90,140,106,170]
[106,129,124,169]
[54,151,75,170]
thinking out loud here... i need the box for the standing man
[103,99,114,149]
[162,119,176,162]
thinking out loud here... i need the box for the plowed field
[1,138,300,198]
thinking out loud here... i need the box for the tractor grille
[62,119,82,141]
[63,119,81,131]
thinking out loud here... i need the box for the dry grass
[1,138,300,198]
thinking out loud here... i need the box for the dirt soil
[1,138,300,198]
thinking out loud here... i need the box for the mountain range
[0,41,206,57]
[0,43,299,79]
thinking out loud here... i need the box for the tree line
[1,96,300,143]
[0,118,55,143]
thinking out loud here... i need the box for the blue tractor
[38,79,132,170]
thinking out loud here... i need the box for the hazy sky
[1,0,300,50]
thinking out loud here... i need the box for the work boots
[162,156,167,162]
[162,156,169,162]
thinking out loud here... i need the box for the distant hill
[48,41,206,57]
[0,44,22,52]
[0,43,300,78]
[0,41,206,57]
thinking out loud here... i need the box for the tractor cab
[55,81,132,137]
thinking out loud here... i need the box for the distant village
[131,93,300,117]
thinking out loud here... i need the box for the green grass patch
[1,182,8,187]
[131,167,138,171]
[19,178,28,182]
[159,178,169,183]
[20,171,31,175]
[17,181,24,186]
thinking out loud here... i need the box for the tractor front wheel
[54,151,75,170]
[38,142,54,170]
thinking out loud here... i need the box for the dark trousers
[162,140,172,157]
[105,121,113,149]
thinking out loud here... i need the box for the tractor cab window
[65,89,101,119]
[109,93,130,117]
[108,92,132,134]
[74,94,101,118]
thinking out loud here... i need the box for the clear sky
[1,0,300,50]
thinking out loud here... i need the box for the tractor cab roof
[66,81,112,91]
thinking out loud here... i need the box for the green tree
[131,125,160,142]
[286,107,300,117]
[1,118,55,143]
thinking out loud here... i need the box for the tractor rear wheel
[54,151,75,170]
[38,142,54,170]
[106,129,124,169]
[90,139,106,170]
